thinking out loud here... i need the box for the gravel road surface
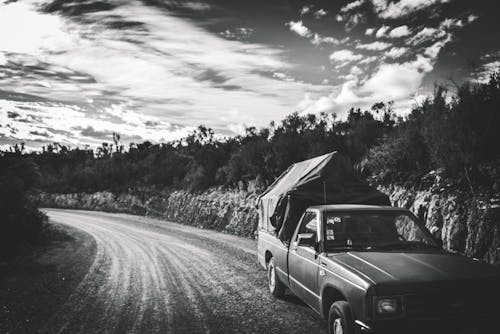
[44,209,326,334]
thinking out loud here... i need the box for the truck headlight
[374,296,404,317]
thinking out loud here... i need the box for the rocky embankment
[39,188,259,238]
[380,172,500,264]
[39,173,500,264]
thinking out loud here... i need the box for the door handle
[321,262,327,268]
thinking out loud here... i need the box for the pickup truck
[257,204,500,334]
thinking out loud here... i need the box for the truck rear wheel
[328,301,355,334]
[267,257,285,297]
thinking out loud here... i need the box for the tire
[328,301,355,334]
[267,257,285,297]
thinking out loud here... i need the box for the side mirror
[297,233,316,247]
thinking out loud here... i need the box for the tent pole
[323,181,326,204]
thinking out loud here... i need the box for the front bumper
[363,313,498,334]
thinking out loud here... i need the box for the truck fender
[321,285,347,319]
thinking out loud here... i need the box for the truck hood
[327,251,500,286]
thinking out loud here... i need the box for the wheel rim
[333,318,343,334]
[268,264,275,291]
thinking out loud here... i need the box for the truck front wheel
[267,257,285,297]
[328,301,355,334]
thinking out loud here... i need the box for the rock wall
[39,174,500,264]
[380,174,500,264]
[39,188,259,238]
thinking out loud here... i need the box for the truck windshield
[323,211,438,251]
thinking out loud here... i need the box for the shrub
[0,151,45,252]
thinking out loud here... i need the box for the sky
[1,0,499,149]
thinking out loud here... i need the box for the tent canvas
[257,151,390,242]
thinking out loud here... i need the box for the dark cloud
[196,69,229,84]
[5,107,42,124]
[29,130,50,137]
[195,69,245,91]
[0,89,49,103]
[75,126,113,140]
[43,0,116,16]
[7,111,20,119]
[215,84,243,91]
[144,120,159,128]
[104,17,147,30]
[71,126,144,143]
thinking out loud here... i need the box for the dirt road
[44,209,326,334]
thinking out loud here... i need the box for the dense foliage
[0,145,46,251]
[363,73,500,188]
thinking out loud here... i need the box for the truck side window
[297,212,318,244]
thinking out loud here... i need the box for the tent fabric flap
[257,151,390,241]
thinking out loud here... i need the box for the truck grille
[405,291,500,319]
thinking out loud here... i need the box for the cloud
[177,2,213,11]
[345,13,366,31]
[286,20,339,46]
[385,47,408,58]
[272,72,296,82]
[0,2,74,55]
[227,123,247,136]
[357,41,392,51]
[440,18,464,29]
[389,25,411,38]
[372,0,451,19]
[478,60,500,83]
[408,27,442,45]
[76,126,113,140]
[0,99,195,148]
[468,14,478,24]
[7,111,21,119]
[311,34,339,46]
[359,56,378,65]
[362,56,433,99]
[314,9,328,19]
[341,0,366,13]
[287,20,312,38]
[339,65,364,81]
[424,35,452,58]
[0,51,6,66]
[329,50,364,63]
[300,5,312,16]
[29,130,51,138]
[299,55,435,117]
[219,28,254,41]
[365,28,375,36]
[0,1,335,147]
[375,25,391,38]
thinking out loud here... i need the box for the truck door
[288,211,321,312]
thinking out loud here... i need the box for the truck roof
[307,204,408,212]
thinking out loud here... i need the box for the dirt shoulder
[0,223,96,333]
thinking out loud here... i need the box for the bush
[0,150,45,252]
[363,71,500,187]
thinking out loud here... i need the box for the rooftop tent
[257,151,390,242]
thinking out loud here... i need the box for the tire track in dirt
[44,209,327,334]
